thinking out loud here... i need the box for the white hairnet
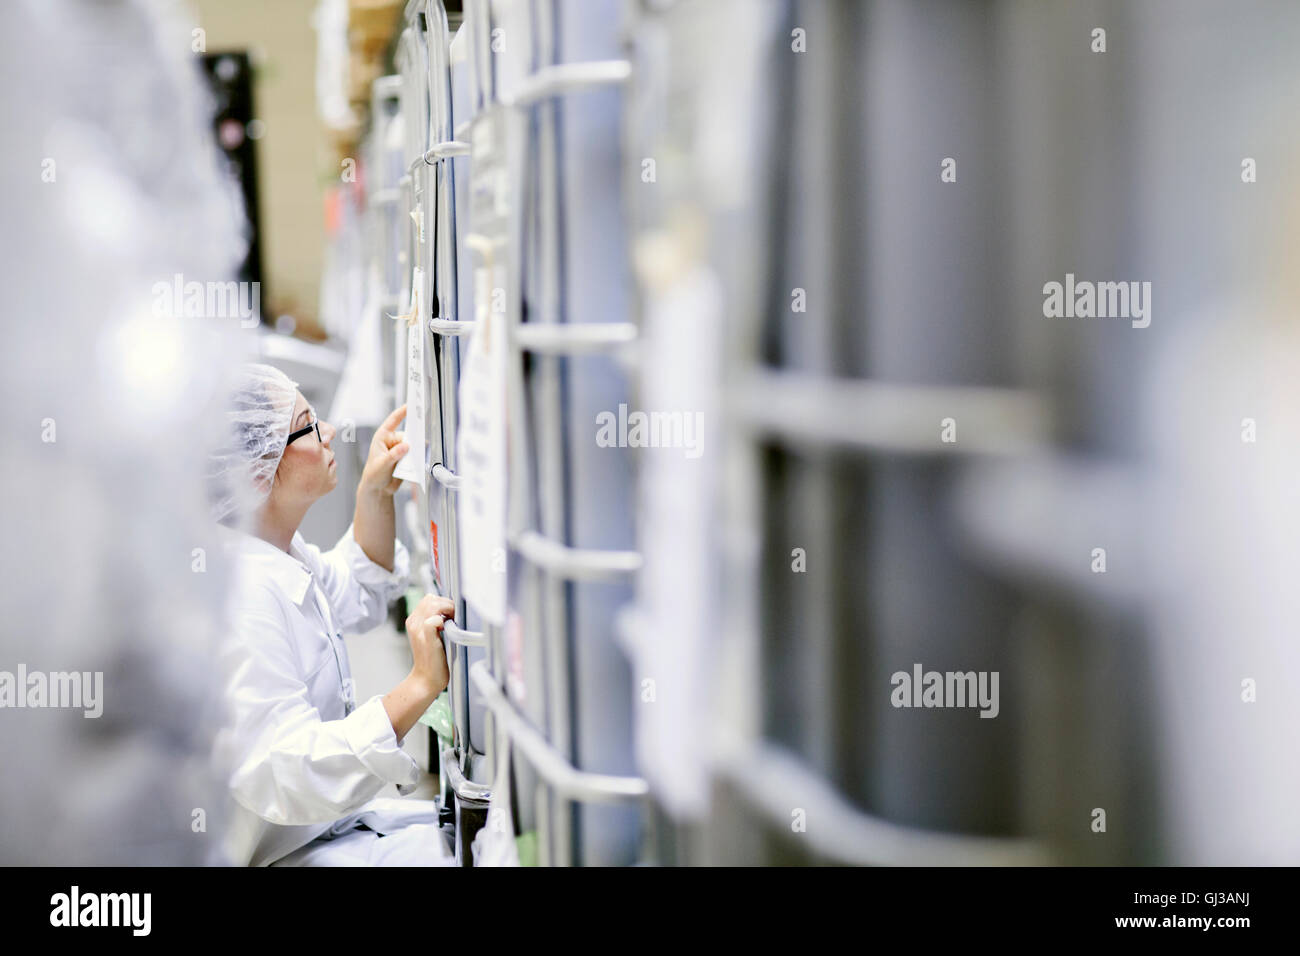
[210,363,300,525]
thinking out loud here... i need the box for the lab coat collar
[232,530,313,606]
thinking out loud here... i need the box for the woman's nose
[321,420,336,446]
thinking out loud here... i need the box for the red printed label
[430,520,441,587]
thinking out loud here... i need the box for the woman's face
[272,391,338,506]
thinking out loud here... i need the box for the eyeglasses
[286,414,322,447]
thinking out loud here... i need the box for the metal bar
[371,188,402,206]
[512,322,637,355]
[443,619,487,648]
[503,60,632,108]
[425,1,455,148]
[470,661,649,803]
[430,462,464,491]
[719,742,1052,866]
[730,370,1051,455]
[441,746,491,804]
[425,96,479,776]
[426,140,472,161]
[513,529,642,581]
[408,141,472,175]
[428,317,476,336]
[525,69,575,863]
[535,779,551,868]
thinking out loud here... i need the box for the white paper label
[393,267,428,490]
[457,263,508,625]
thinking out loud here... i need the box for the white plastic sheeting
[0,0,249,864]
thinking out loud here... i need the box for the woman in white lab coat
[212,363,455,866]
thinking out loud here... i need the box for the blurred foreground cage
[627,0,1066,865]
[625,0,1300,866]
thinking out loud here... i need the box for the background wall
[192,0,325,331]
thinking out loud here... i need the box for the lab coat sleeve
[225,599,421,826]
[309,523,410,635]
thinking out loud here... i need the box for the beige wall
[192,0,325,329]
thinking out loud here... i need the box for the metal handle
[428,317,476,337]
[431,463,464,491]
[503,60,632,108]
[470,661,648,803]
[512,322,637,355]
[513,530,641,582]
[371,188,401,206]
[407,141,471,175]
[440,746,491,805]
[443,619,486,648]
[425,140,471,161]
[719,741,1052,866]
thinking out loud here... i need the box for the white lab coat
[216,525,452,866]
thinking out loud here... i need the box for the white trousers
[271,798,456,867]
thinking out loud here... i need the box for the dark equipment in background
[201,50,266,321]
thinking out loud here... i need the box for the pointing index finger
[380,405,408,434]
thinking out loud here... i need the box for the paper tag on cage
[393,270,428,490]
